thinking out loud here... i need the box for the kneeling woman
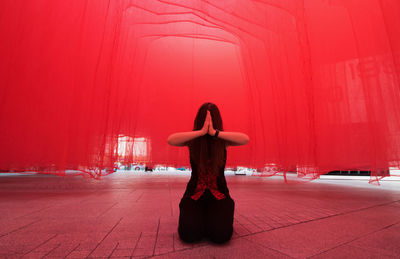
[167,103,249,244]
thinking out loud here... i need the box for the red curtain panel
[0,0,399,180]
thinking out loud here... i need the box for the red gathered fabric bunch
[190,159,226,201]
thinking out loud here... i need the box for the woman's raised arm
[167,130,204,146]
[167,109,250,147]
[216,131,249,146]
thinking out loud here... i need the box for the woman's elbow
[167,136,174,146]
[243,135,250,145]
[167,136,181,146]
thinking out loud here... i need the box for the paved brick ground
[0,172,399,258]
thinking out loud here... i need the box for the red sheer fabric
[0,0,399,181]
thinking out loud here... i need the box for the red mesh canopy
[0,0,399,180]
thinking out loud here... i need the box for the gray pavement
[0,171,399,258]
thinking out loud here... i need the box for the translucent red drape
[0,0,399,180]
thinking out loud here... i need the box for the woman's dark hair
[188,102,226,175]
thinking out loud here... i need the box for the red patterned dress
[190,159,226,200]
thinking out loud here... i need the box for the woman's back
[184,145,230,199]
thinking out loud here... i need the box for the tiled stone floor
[0,171,399,258]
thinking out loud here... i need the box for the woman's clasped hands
[201,110,216,136]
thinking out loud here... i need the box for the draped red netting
[0,0,399,182]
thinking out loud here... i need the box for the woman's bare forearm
[167,130,250,147]
[167,130,203,146]
[217,131,249,145]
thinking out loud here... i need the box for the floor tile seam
[169,187,173,217]
[87,217,124,257]
[128,189,137,195]
[236,212,264,232]
[63,243,81,258]
[15,205,56,219]
[3,194,59,204]
[62,195,102,206]
[254,204,286,224]
[107,242,120,258]
[387,202,400,208]
[344,199,400,215]
[346,243,399,258]
[23,233,58,256]
[129,232,143,258]
[79,191,102,203]
[41,242,62,259]
[146,234,225,257]
[0,218,41,238]
[252,214,275,229]
[152,218,161,256]
[141,244,202,259]
[97,202,119,218]
[234,217,253,234]
[244,198,400,237]
[276,213,303,224]
[135,193,144,202]
[232,227,239,237]
[305,220,400,259]
[172,232,175,252]
[260,214,287,225]
[240,236,296,258]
